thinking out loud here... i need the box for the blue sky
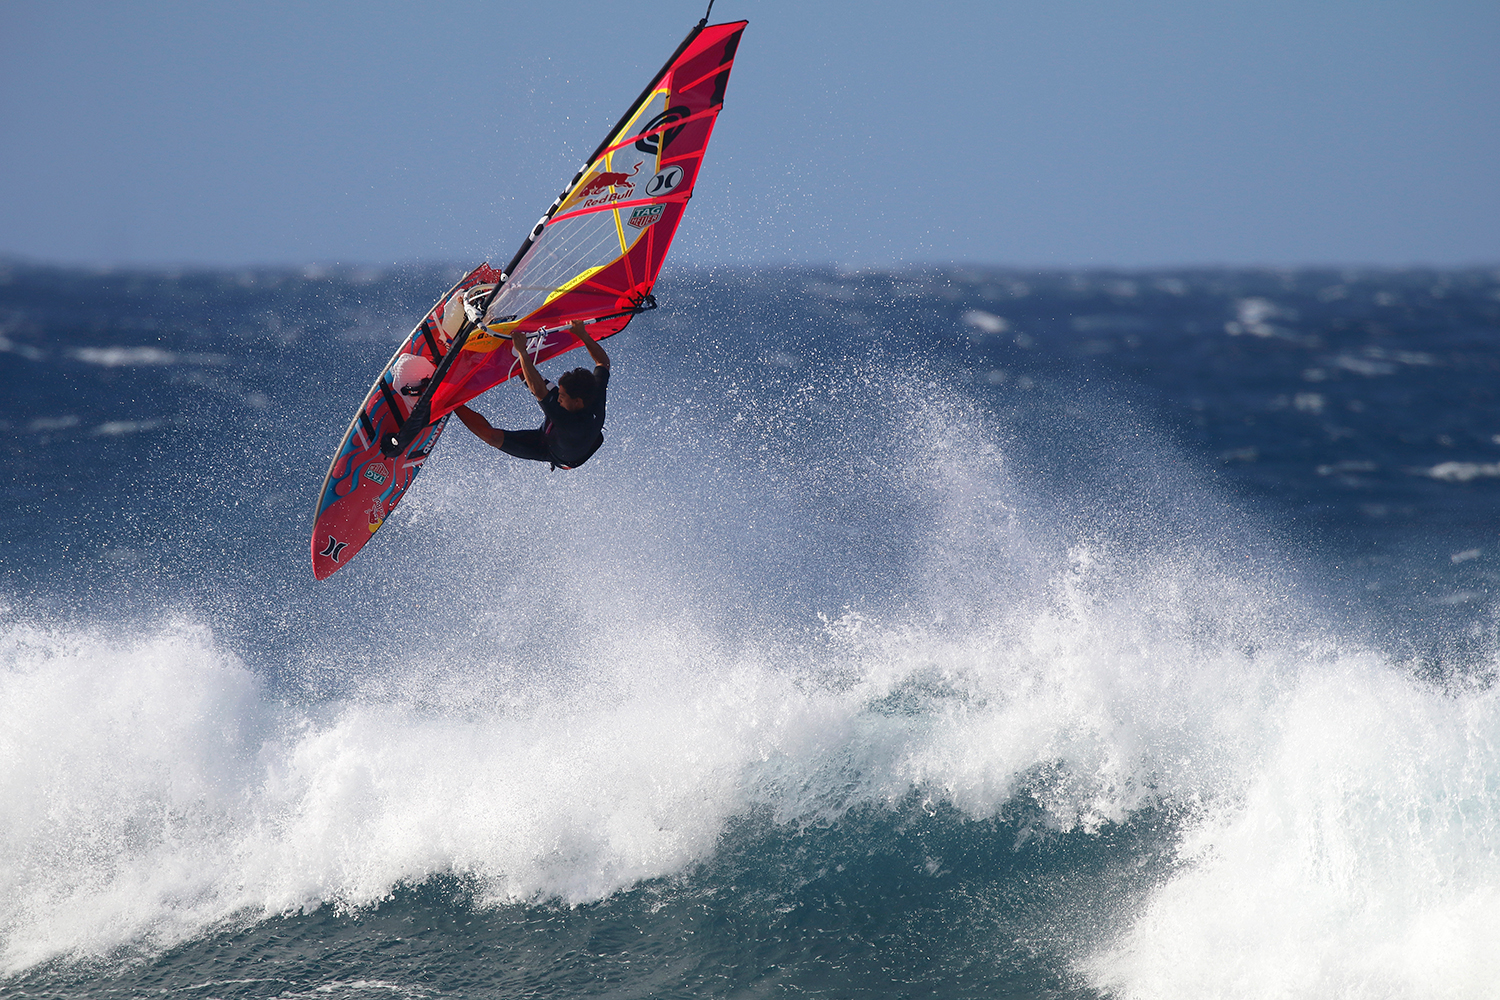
[2,0,1496,269]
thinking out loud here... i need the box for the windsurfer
[453,320,610,470]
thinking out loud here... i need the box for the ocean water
[3,261,1500,999]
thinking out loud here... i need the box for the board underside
[309,264,500,580]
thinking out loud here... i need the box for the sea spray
[5,265,1500,998]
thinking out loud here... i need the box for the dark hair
[558,367,597,404]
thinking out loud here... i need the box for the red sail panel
[426,20,747,418]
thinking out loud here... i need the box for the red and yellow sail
[312,19,745,579]
[426,19,747,418]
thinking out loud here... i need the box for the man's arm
[571,320,610,369]
[452,404,504,449]
[511,332,551,400]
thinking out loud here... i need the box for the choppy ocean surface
[3,261,1500,999]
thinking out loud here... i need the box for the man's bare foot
[463,284,496,324]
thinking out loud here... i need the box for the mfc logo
[633,106,689,154]
[645,166,685,197]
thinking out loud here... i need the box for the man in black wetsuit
[453,320,610,470]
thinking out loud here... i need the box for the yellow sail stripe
[545,264,608,306]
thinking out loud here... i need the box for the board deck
[309,264,502,580]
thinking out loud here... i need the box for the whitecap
[1422,462,1500,482]
[961,309,1009,335]
[71,346,227,367]
[92,420,162,437]
[26,415,80,432]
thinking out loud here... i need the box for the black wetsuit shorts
[498,428,552,463]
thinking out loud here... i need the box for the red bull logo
[575,161,641,200]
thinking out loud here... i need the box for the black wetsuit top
[539,365,608,464]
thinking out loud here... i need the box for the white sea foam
[961,309,1009,336]
[70,346,227,367]
[92,419,162,436]
[3,368,1497,999]
[1085,666,1500,999]
[26,415,80,433]
[8,555,1494,996]
[1423,461,1500,483]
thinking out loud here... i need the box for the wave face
[3,263,1500,998]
